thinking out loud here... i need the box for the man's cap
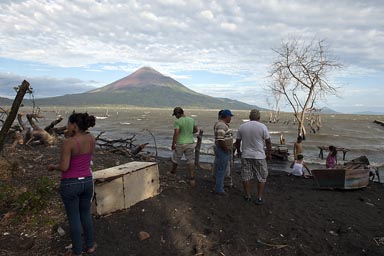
[220,109,234,117]
[172,107,184,116]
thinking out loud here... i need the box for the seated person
[289,154,310,178]
[326,145,337,168]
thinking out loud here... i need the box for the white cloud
[0,72,99,98]
[200,10,214,20]
[0,0,383,112]
[140,11,159,22]
[0,0,381,72]
[220,22,237,31]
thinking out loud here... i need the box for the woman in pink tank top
[48,112,97,256]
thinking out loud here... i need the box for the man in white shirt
[235,109,272,205]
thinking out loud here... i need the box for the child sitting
[289,154,311,178]
[326,145,337,168]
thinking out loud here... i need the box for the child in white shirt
[289,154,311,178]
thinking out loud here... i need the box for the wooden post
[194,129,203,167]
[0,80,30,152]
[318,147,324,159]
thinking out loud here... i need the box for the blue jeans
[60,177,94,255]
[214,146,231,193]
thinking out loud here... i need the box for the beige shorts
[172,143,195,164]
[241,158,268,182]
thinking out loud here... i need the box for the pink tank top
[326,155,336,168]
[61,137,94,179]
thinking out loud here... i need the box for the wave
[95,116,108,120]
[269,131,289,134]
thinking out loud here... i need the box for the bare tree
[0,80,32,152]
[267,82,282,124]
[269,38,341,138]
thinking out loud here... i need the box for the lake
[35,106,384,168]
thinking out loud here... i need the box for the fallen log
[95,133,149,158]
[373,120,384,126]
[44,116,64,133]
[132,143,148,155]
[25,114,55,145]
[95,132,136,148]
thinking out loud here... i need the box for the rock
[57,226,66,236]
[138,231,150,241]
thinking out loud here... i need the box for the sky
[0,0,383,113]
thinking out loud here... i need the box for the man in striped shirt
[213,109,234,196]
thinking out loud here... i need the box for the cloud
[0,0,382,73]
[0,72,98,98]
[200,10,214,20]
[0,0,383,112]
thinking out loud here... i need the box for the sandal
[254,198,264,205]
[86,242,97,254]
[244,195,252,202]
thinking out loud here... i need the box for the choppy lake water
[36,106,384,168]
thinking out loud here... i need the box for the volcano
[35,67,258,109]
[90,67,194,93]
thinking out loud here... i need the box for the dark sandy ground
[1,144,384,256]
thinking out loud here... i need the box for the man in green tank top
[170,107,198,186]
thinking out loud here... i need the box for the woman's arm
[48,139,72,172]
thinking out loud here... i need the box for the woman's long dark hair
[68,112,96,131]
[329,145,337,157]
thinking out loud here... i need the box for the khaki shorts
[172,143,195,164]
[241,158,268,182]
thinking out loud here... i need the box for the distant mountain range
[16,67,259,110]
[352,111,384,115]
[319,107,384,115]
[319,107,341,114]
[0,96,14,106]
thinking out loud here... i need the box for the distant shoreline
[2,104,383,115]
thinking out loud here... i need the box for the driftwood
[8,113,64,147]
[0,80,31,152]
[105,144,147,156]
[96,133,136,149]
[131,143,148,155]
[44,115,65,134]
[373,120,384,126]
[0,80,66,149]
[194,129,203,166]
[23,114,56,145]
[95,132,149,157]
[271,144,289,161]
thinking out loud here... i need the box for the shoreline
[151,155,384,185]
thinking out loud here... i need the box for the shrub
[15,176,55,214]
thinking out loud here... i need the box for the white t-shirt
[236,120,270,159]
[291,162,304,176]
